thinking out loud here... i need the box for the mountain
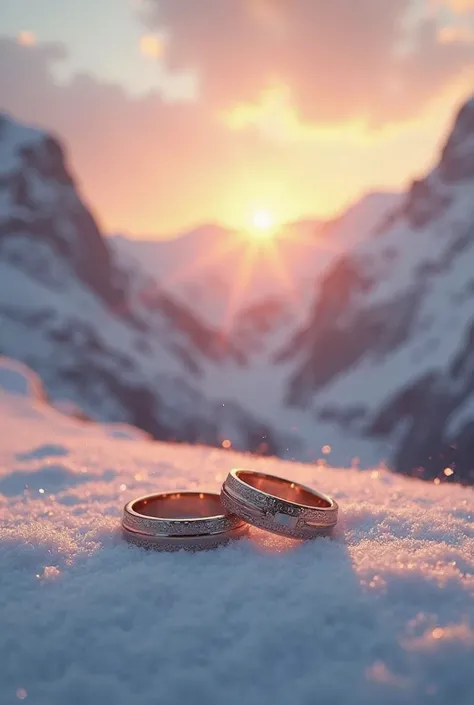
[5,97,474,484]
[283,97,474,483]
[0,112,292,455]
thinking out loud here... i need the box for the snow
[0,113,45,176]
[297,181,474,451]
[1,366,474,705]
[349,183,474,309]
[0,249,205,416]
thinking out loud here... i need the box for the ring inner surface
[133,492,224,519]
[237,471,330,508]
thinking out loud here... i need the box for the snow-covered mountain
[0,112,292,455]
[283,97,474,483]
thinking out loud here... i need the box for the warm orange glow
[249,210,276,239]
[73,74,474,237]
[139,34,164,58]
[445,0,474,11]
[437,25,474,44]
[222,439,232,449]
[17,31,36,47]
[222,243,257,332]
[253,210,273,230]
[157,218,298,333]
[263,236,299,302]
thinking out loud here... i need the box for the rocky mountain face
[0,113,290,456]
[285,98,474,483]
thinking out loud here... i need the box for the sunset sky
[1,0,474,237]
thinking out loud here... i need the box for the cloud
[0,37,288,234]
[145,0,474,125]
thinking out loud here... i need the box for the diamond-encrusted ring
[122,491,249,551]
[220,469,338,539]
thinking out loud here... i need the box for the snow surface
[1,366,474,705]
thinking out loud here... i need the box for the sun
[252,210,273,230]
[249,210,276,239]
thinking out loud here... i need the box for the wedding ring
[221,469,338,539]
[122,491,248,551]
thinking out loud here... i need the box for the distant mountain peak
[439,96,474,183]
[402,97,474,230]
[0,110,123,307]
[0,112,45,152]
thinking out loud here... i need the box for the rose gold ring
[122,491,248,551]
[220,469,338,539]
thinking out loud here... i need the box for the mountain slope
[0,112,291,455]
[284,97,474,482]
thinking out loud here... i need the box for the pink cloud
[17,31,36,47]
[447,0,474,11]
[145,0,474,124]
[0,37,282,234]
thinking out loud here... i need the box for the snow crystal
[0,389,473,704]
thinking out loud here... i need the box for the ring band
[220,469,338,539]
[122,491,248,551]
